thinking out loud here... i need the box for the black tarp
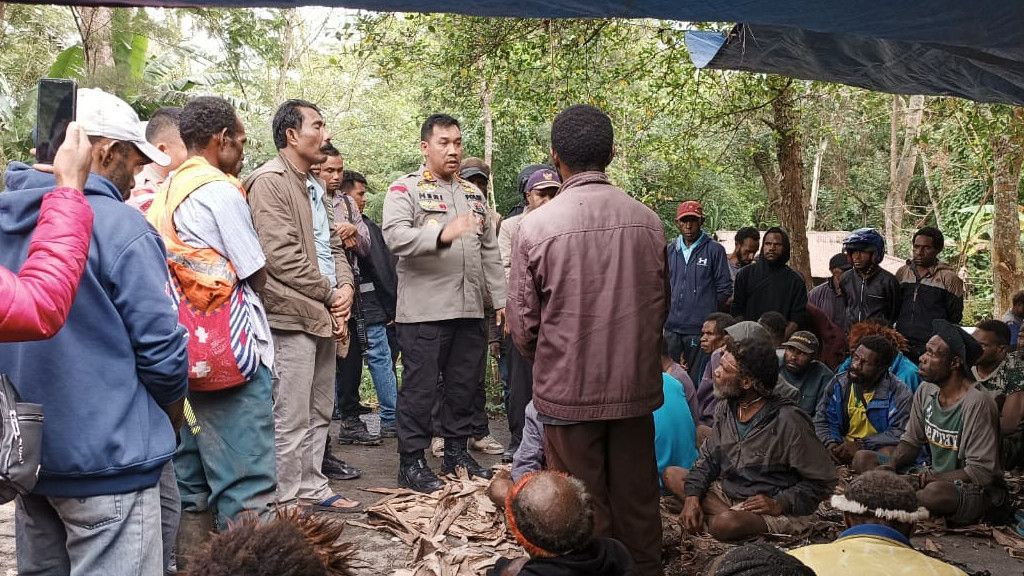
[8,0,1024,105]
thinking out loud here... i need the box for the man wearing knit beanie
[858,320,1008,525]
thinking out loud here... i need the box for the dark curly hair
[145,107,181,143]
[551,104,614,173]
[912,226,945,252]
[179,97,237,152]
[857,334,897,369]
[726,336,779,397]
[420,113,460,142]
[272,99,321,150]
[183,509,356,576]
[734,226,760,245]
[709,542,815,576]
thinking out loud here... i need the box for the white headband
[831,494,930,523]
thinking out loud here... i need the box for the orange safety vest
[147,156,247,312]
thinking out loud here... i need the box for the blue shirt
[654,373,699,482]
[676,233,706,263]
[307,177,335,284]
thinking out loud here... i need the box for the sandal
[305,494,362,514]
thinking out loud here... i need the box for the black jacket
[731,229,807,324]
[488,538,636,576]
[357,214,397,325]
[894,262,963,360]
[839,266,900,328]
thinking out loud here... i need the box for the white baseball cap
[76,88,170,166]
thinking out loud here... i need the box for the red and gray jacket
[894,262,963,361]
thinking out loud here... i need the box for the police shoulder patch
[389,184,408,194]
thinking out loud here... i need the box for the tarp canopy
[9,0,1024,105]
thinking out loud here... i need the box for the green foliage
[49,45,86,79]
[1,6,1020,319]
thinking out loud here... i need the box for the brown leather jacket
[244,154,354,340]
[508,171,667,421]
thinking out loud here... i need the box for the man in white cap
[0,87,188,575]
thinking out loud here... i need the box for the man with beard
[148,96,277,530]
[727,227,760,281]
[894,228,963,363]
[246,100,358,511]
[664,337,835,542]
[731,227,808,335]
[383,114,505,492]
[779,331,834,417]
[813,335,912,468]
[860,320,1007,526]
[0,88,188,574]
[840,228,899,329]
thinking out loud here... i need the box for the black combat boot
[338,416,381,446]
[397,453,444,493]
[441,438,494,479]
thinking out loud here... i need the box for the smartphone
[34,79,77,164]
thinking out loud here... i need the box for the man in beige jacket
[245,99,357,511]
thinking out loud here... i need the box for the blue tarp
[8,0,1024,105]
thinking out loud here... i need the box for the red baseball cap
[676,201,704,220]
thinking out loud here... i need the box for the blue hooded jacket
[664,232,732,334]
[0,163,188,498]
[812,371,913,451]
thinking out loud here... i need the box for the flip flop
[305,494,363,514]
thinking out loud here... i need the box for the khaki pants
[271,330,336,504]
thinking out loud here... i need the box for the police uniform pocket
[55,493,124,530]
[417,200,449,228]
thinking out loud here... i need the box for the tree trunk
[275,9,296,105]
[481,77,495,209]
[919,151,943,230]
[751,147,781,227]
[808,137,827,231]
[73,7,113,74]
[771,82,813,289]
[989,107,1024,316]
[884,94,925,253]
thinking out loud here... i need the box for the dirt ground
[2,414,1024,575]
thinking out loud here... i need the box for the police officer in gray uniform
[383,113,506,493]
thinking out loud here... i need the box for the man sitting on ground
[489,471,636,576]
[859,320,1008,526]
[972,319,1024,470]
[837,320,921,392]
[789,471,966,576]
[696,321,800,433]
[665,338,836,542]
[814,335,912,468]
[694,312,737,427]
[779,331,834,417]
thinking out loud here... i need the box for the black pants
[336,318,363,419]
[397,319,485,456]
[504,333,534,449]
[431,320,491,439]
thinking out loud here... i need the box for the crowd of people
[0,86,1022,576]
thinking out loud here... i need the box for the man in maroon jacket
[507,104,667,576]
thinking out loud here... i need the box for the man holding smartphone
[0,87,189,576]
